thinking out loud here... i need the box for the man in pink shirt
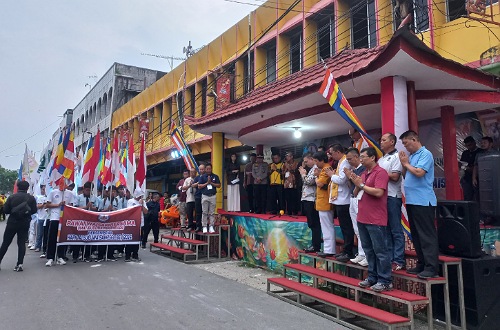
[347,147,391,292]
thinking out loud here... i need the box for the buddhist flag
[135,133,146,192]
[59,126,75,182]
[100,138,113,186]
[319,69,382,157]
[81,135,95,184]
[170,121,198,172]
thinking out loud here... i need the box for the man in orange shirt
[313,151,334,257]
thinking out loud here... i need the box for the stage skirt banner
[57,205,142,245]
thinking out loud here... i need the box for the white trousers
[349,196,365,257]
[28,217,37,247]
[319,210,335,254]
[227,184,240,211]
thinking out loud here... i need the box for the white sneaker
[29,246,35,250]
[202,226,208,234]
[350,254,365,264]
[208,225,215,233]
[117,253,123,258]
[45,259,54,267]
[56,258,67,265]
[358,258,369,267]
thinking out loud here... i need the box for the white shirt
[330,158,351,205]
[99,197,112,212]
[47,189,75,220]
[35,195,47,220]
[184,177,195,203]
[75,194,98,209]
[378,150,403,198]
[127,198,148,227]
[113,196,128,210]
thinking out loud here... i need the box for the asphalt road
[0,220,347,330]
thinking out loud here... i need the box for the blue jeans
[358,223,392,285]
[387,197,405,266]
[35,219,45,250]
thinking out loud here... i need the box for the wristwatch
[359,183,365,189]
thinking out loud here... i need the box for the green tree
[0,165,18,194]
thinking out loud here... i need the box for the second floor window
[352,0,377,49]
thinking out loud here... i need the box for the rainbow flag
[170,122,198,172]
[319,69,382,158]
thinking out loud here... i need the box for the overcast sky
[0,0,256,170]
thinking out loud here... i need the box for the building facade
[69,63,165,153]
[111,0,500,205]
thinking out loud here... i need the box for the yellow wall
[111,0,499,164]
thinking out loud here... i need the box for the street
[0,221,346,330]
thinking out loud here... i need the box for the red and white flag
[135,134,146,192]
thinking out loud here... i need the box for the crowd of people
[235,130,439,292]
[0,181,175,271]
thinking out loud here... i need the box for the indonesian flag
[126,133,136,194]
[135,133,146,192]
[111,131,120,185]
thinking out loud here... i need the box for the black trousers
[186,201,195,229]
[253,185,267,214]
[268,185,283,214]
[245,184,254,212]
[0,220,30,265]
[406,204,439,273]
[195,197,202,229]
[302,201,322,251]
[72,245,91,260]
[98,245,115,259]
[42,222,50,253]
[125,244,139,258]
[283,188,298,215]
[142,220,159,245]
[336,204,355,257]
[46,220,65,260]
[0,207,5,220]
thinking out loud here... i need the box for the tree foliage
[0,165,17,194]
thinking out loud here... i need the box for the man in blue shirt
[399,130,438,279]
[197,163,221,233]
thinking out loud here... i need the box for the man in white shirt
[325,144,355,262]
[378,133,405,270]
[73,182,99,263]
[34,185,48,253]
[45,184,75,266]
[184,169,196,231]
[125,189,148,262]
[112,185,128,257]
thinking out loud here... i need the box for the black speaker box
[437,201,482,258]
[432,256,500,330]
[478,153,500,218]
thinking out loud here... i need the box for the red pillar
[380,77,394,134]
[407,81,418,133]
[441,106,462,200]
[256,144,263,155]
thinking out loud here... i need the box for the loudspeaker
[436,201,481,258]
[433,256,500,330]
[478,153,500,222]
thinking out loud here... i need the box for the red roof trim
[187,33,499,129]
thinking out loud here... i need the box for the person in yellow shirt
[0,194,6,221]
[313,151,334,257]
[268,154,283,215]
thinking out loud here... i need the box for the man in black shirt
[460,136,481,201]
[143,193,161,248]
[0,180,37,271]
